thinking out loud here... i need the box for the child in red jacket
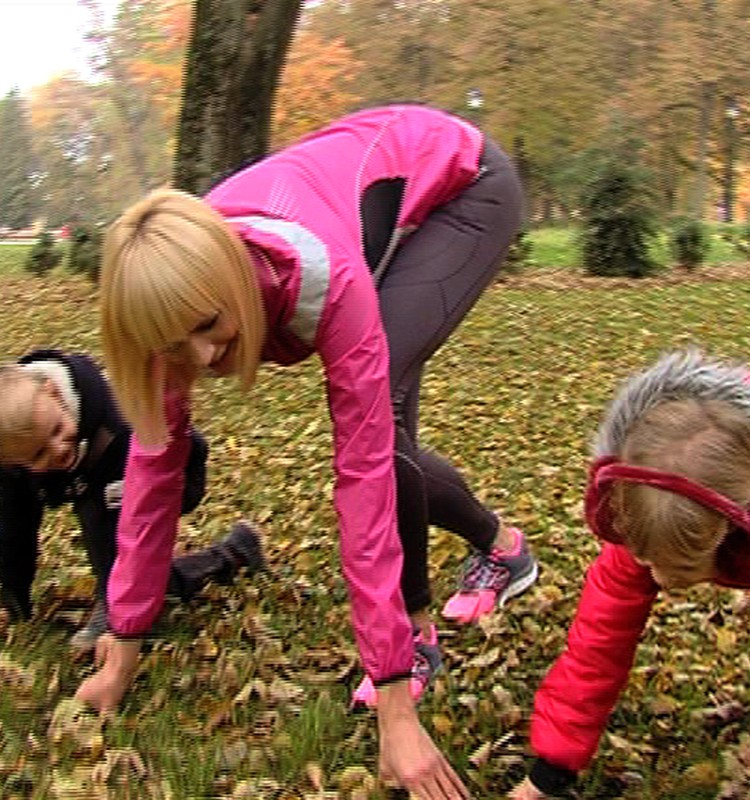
[512,349,750,798]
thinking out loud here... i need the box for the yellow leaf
[431,714,453,735]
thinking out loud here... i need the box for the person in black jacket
[0,349,265,649]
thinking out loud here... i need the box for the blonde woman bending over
[75,104,534,800]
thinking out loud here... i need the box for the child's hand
[509,777,546,799]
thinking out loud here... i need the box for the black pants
[372,139,523,613]
[76,431,209,600]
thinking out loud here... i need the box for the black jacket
[0,350,206,618]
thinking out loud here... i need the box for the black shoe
[169,521,266,601]
[219,521,266,576]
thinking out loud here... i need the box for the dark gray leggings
[374,138,523,614]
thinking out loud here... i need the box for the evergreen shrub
[671,218,709,271]
[67,223,103,282]
[580,162,657,277]
[25,231,62,276]
[501,229,534,277]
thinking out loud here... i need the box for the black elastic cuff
[1,588,32,621]
[529,758,577,796]
[111,631,145,641]
[373,670,413,688]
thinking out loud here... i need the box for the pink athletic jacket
[107,105,484,684]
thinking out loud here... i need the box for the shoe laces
[461,551,510,593]
[84,600,108,634]
[412,647,435,688]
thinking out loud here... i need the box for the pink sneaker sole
[441,588,497,624]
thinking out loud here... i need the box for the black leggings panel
[371,138,523,613]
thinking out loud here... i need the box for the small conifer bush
[580,162,657,278]
[671,218,709,271]
[25,231,62,277]
[500,230,534,278]
[67,223,103,283]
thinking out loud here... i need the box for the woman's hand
[377,680,469,799]
[74,637,142,714]
[508,778,546,799]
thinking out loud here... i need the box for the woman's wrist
[107,638,142,675]
[375,679,415,722]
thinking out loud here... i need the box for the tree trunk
[173,0,303,195]
[692,0,716,220]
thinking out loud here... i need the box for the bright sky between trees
[0,0,120,97]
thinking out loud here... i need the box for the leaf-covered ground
[3,267,750,799]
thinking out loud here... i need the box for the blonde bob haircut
[100,188,266,446]
[0,366,47,464]
[612,397,750,587]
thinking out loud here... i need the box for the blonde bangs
[100,188,266,444]
[120,233,222,353]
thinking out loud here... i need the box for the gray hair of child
[594,349,750,458]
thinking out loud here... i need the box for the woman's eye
[193,314,219,333]
[162,341,183,355]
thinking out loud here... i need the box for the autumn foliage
[272,32,363,147]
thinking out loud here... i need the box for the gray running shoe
[70,598,108,651]
[351,624,442,708]
[442,527,538,623]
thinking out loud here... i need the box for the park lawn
[2,269,750,799]
[0,244,32,276]
[1,222,747,280]
[527,222,748,270]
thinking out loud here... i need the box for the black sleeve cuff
[1,587,32,621]
[111,631,146,641]
[529,758,577,796]
[373,670,413,688]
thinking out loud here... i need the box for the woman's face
[162,308,240,377]
[11,381,79,472]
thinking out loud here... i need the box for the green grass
[527,222,748,269]
[2,268,750,798]
[526,226,580,268]
[0,243,32,276]
[2,223,745,278]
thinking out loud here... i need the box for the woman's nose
[186,334,215,368]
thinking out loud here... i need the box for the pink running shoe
[442,527,538,624]
[351,624,442,709]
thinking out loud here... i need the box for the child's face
[638,560,714,590]
[161,308,240,378]
[12,381,79,472]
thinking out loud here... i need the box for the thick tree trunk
[173,0,303,195]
